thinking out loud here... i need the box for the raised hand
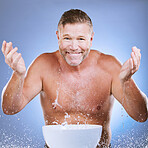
[1,41,26,76]
[119,46,141,82]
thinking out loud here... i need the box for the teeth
[66,52,82,54]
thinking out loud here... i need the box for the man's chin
[66,60,82,67]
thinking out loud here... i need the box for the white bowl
[42,124,102,148]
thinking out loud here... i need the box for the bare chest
[42,69,112,114]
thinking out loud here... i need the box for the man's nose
[70,40,78,50]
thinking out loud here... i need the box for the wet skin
[40,50,113,126]
[1,23,147,148]
[40,50,114,147]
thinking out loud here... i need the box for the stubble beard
[59,48,90,67]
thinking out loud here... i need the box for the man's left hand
[119,46,141,82]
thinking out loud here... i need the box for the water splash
[0,120,43,147]
[112,126,148,147]
[52,89,62,109]
[61,112,71,126]
[52,121,59,125]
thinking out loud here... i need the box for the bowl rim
[42,124,102,131]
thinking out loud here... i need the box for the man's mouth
[65,52,83,54]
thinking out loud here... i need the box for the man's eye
[79,38,85,40]
[64,37,70,40]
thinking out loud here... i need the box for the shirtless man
[1,9,147,148]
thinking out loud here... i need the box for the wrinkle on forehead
[58,23,93,37]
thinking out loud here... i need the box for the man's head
[56,9,94,67]
[58,9,93,34]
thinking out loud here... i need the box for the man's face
[56,23,94,66]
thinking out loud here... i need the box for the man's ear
[91,32,94,41]
[90,32,94,46]
[56,31,59,40]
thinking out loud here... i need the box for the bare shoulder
[26,51,59,78]
[30,51,59,68]
[34,51,58,63]
[91,49,122,74]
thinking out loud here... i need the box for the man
[1,9,147,148]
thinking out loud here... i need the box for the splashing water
[52,121,59,125]
[52,89,62,109]
[111,124,148,148]
[61,112,71,126]
[52,67,63,110]
[0,115,44,147]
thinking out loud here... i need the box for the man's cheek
[60,42,68,49]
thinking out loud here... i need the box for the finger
[1,40,6,54]
[131,52,137,69]
[6,47,18,64]
[129,57,137,75]
[132,46,137,52]
[11,53,22,69]
[134,48,141,64]
[5,42,13,56]
[131,52,140,73]
[129,58,133,70]
[132,47,141,68]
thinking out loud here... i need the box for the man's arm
[1,41,42,115]
[97,123,111,148]
[112,47,147,122]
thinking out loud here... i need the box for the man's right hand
[1,41,26,76]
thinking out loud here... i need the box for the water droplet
[64,112,70,119]
[61,121,67,126]
[52,121,59,125]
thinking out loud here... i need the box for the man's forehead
[58,23,91,35]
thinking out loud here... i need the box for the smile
[66,52,83,54]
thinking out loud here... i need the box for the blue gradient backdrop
[0,0,148,147]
